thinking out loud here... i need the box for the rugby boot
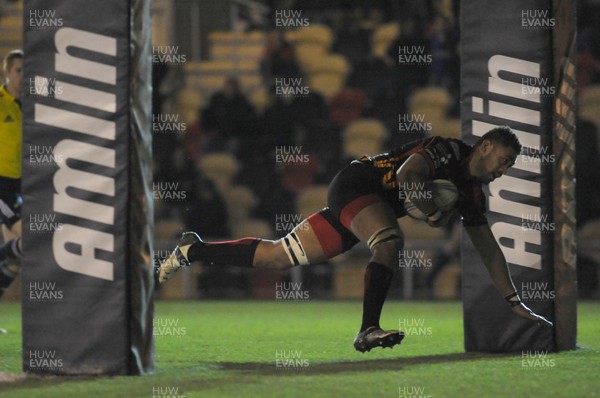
[353,326,404,353]
[158,232,201,283]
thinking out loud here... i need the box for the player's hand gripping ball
[404,179,458,221]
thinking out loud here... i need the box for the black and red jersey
[358,136,487,227]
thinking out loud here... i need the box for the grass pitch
[0,300,599,397]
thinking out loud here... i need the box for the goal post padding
[21,0,154,374]
[551,0,577,352]
[459,0,574,352]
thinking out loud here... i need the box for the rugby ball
[403,179,458,220]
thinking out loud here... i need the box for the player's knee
[367,227,404,266]
[254,229,314,269]
[372,240,403,268]
[279,230,311,268]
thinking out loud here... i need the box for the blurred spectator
[260,87,328,148]
[426,15,459,97]
[261,30,301,79]
[200,77,259,153]
[292,91,329,128]
[253,172,297,231]
[332,8,378,67]
[576,120,600,225]
[182,172,231,239]
[152,59,188,184]
[347,55,396,108]
[152,63,182,184]
[577,0,600,89]
[260,90,298,148]
[577,120,600,297]
[387,19,430,90]
[170,147,231,238]
[577,52,598,90]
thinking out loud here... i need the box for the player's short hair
[476,126,522,154]
[3,49,23,72]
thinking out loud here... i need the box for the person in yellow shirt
[0,50,23,313]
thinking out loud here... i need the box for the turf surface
[0,300,598,397]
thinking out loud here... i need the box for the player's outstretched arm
[465,224,553,329]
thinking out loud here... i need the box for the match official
[0,50,24,308]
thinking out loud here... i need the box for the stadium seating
[307,54,350,100]
[293,43,327,71]
[342,118,388,158]
[408,86,460,138]
[297,185,328,216]
[183,30,266,101]
[198,152,240,193]
[249,86,270,114]
[343,139,382,159]
[175,88,205,125]
[433,118,461,139]
[286,24,334,72]
[232,218,274,240]
[286,24,333,49]
[0,1,22,66]
[408,86,452,120]
[343,118,388,143]
[221,185,257,229]
[371,22,400,59]
[328,89,366,128]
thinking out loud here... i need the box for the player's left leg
[181,217,329,270]
[158,208,358,283]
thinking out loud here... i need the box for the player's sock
[187,238,260,268]
[360,262,394,332]
[0,261,18,298]
[0,239,21,262]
